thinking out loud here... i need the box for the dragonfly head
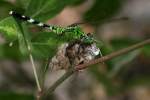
[81,33,96,44]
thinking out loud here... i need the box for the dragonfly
[9,11,98,44]
[9,10,101,69]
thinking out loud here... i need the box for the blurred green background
[0,0,150,100]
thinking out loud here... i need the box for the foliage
[84,0,122,25]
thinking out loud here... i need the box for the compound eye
[87,33,93,37]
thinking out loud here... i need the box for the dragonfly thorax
[65,26,95,44]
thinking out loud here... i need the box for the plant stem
[42,68,74,98]
[44,38,150,96]
[28,49,41,92]
[17,22,41,92]
[39,57,51,88]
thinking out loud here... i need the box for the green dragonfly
[9,11,97,45]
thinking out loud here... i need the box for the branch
[43,38,150,97]
[76,38,150,70]
[42,68,74,99]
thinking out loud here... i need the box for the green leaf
[0,1,15,20]
[118,59,150,89]
[16,0,31,9]
[17,23,31,55]
[123,76,150,89]
[25,0,83,21]
[0,43,24,60]
[84,0,122,25]
[0,91,34,100]
[0,17,21,42]
[110,38,138,49]
[142,45,150,57]
[31,32,66,59]
[106,38,141,71]
[108,50,140,78]
[89,65,120,95]
[98,38,142,78]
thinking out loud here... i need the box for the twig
[43,38,150,97]
[76,38,150,70]
[43,68,74,97]
[28,48,41,92]
[39,57,51,88]
[16,22,42,92]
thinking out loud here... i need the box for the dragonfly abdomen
[9,11,57,31]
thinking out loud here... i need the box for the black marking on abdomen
[9,11,30,21]
[43,24,50,28]
[32,20,39,24]
[9,10,53,29]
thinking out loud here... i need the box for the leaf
[84,0,122,25]
[108,50,140,78]
[89,65,120,95]
[25,0,83,21]
[0,1,15,20]
[16,0,31,9]
[0,43,24,60]
[0,17,29,59]
[109,38,138,49]
[99,38,141,77]
[17,23,32,55]
[0,17,21,42]
[142,45,150,57]
[123,76,150,89]
[118,58,150,89]
[0,91,34,100]
[31,32,66,59]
